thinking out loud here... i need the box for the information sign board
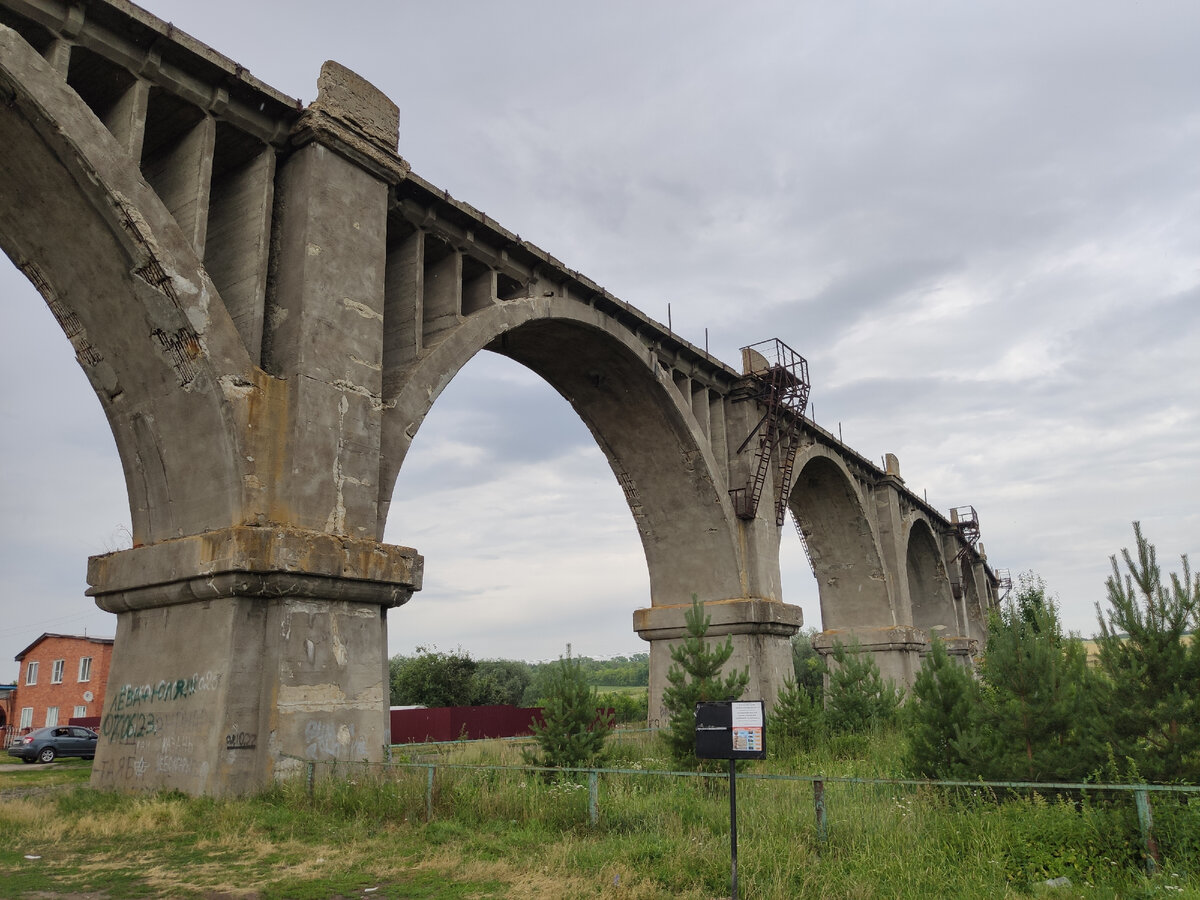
[694,700,766,760]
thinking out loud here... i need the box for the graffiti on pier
[225,729,257,750]
[102,711,159,742]
[110,671,222,711]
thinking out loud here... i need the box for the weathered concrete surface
[634,599,803,724]
[87,527,420,793]
[0,0,1000,795]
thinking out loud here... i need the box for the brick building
[11,634,114,736]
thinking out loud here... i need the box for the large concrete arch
[788,452,890,630]
[906,517,957,637]
[0,27,257,544]
[379,299,745,607]
[0,0,999,794]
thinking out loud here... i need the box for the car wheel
[21,757,34,764]
[37,747,56,763]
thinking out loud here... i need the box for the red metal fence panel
[389,705,545,744]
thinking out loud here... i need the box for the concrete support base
[85,526,421,795]
[936,635,980,668]
[633,598,803,727]
[813,626,929,691]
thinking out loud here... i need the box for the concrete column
[86,526,422,796]
[204,138,275,364]
[141,115,216,256]
[263,62,405,538]
[634,598,802,726]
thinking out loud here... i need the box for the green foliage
[789,628,824,699]
[1094,522,1200,782]
[974,574,1104,782]
[390,650,536,708]
[524,649,611,770]
[521,653,649,705]
[825,639,901,734]
[660,595,750,766]
[904,638,981,778]
[597,689,649,724]
[768,677,825,755]
[389,647,481,707]
[472,660,533,707]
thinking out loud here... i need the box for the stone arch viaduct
[0,0,1000,795]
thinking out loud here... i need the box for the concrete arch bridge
[0,0,1001,794]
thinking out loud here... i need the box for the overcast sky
[2,1,1197,674]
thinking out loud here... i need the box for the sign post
[695,700,766,900]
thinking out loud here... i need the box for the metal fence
[295,752,1199,876]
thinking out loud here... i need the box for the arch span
[788,453,890,629]
[906,518,958,636]
[379,298,745,607]
[0,27,256,543]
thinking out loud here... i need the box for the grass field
[2,732,1198,898]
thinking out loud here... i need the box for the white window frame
[78,656,92,682]
[24,661,38,685]
[19,708,33,730]
[51,659,65,684]
[45,707,59,728]
[73,705,87,719]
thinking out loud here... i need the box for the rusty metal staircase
[791,509,817,576]
[729,339,811,525]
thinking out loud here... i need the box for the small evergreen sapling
[661,595,750,765]
[975,575,1102,782]
[904,637,980,778]
[1095,522,1200,782]
[524,648,611,770]
[825,639,901,734]
[769,678,825,754]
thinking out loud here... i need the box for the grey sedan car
[7,725,98,763]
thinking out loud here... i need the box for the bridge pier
[86,527,420,796]
[634,598,803,727]
[812,625,928,690]
[0,0,1000,795]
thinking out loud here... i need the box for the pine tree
[904,638,980,778]
[661,595,750,766]
[524,648,611,770]
[1094,522,1200,782]
[825,639,901,734]
[790,628,825,699]
[975,574,1103,781]
[769,677,825,755]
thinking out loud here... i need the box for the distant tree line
[388,648,649,722]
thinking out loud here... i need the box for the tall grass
[2,729,1198,897]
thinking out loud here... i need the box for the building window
[73,705,87,719]
[25,661,38,685]
[19,708,33,730]
[78,657,92,682]
[45,707,59,728]
[51,659,65,684]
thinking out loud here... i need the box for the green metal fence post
[814,779,828,847]
[426,765,435,823]
[588,770,599,826]
[1134,789,1160,874]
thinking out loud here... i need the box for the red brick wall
[13,636,113,731]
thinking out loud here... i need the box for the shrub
[769,677,825,755]
[523,649,611,770]
[660,595,749,766]
[825,639,901,734]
